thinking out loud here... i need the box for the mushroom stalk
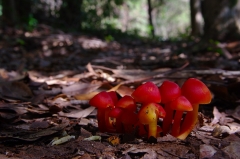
[171,110,183,137]
[162,103,173,135]
[105,107,116,132]
[148,120,158,138]
[177,104,199,140]
[97,108,106,132]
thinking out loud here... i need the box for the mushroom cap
[108,107,123,118]
[170,96,193,111]
[131,81,161,104]
[108,91,118,105]
[138,103,165,125]
[89,91,115,109]
[159,80,181,104]
[116,95,136,112]
[181,78,212,104]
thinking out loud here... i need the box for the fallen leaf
[79,118,91,126]
[212,125,231,137]
[157,134,179,142]
[30,120,50,129]
[62,82,101,96]
[200,144,217,159]
[51,135,75,146]
[211,106,233,125]
[107,136,120,146]
[0,81,33,101]
[232,105,240,120]
[116,85,134,97]
[84,136,101,141]
[74,91,99,100]
[222,142,240,159]
[58,106,95,118]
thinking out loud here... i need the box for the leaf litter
[0,26,240,158]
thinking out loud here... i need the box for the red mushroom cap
[131,81,161,104]
[89,91,115,109]
[116,95,136,112]
[170,96,193,111]
[154,103,166,118]
[108,107,123,118]
[159,80,181,104]
[181,78,212,104]
[108,91,118,105]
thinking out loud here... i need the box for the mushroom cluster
[89,78,212,140]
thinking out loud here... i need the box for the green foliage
[27,14,38,31]
[0,2,2,16]
[105,35,114,42]
[208,39,223,55]
[16,38,25,45]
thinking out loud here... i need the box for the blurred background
[1,0,240,41]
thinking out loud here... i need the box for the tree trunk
[59,0,83,30]
[1,0,32,27]
[190,0,203,36]
[1,0,18,26]
[147,0,155,37]
[201,0,240,40]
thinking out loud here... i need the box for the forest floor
[0,25,240,159]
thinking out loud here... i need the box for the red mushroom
[159,80,181,135]
[116,95,137,112]
[120,111,138,133]
[108,107,124,133]
[138,103,166,138]
[132,81,161,104]
[108,91,118,105]
[169,96,192,137]
[177,78,212,140]
[89,91,115,132]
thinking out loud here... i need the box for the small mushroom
[89,91,115,132]
[159,80,181,135]
[138,103,166,138]
[177,78,212,140]
[169,96,192,137]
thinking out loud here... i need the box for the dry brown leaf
[58,106,95,118]
[157,134,179,142]
[62,82,101,96]
[200,144,217,159]
[112,69,151,81]
[232,105,240,120]
[116,85,134,97]
[74,91,99,100]
[222,142,240,159]
[30,120,50,129]
[0,81,33,101]
[211,106,233,125]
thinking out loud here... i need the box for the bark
[1,0,32,27]
[190,0,203,36]
[1,0,17,26]
[147,0,155,37]
[59,0,83,30]
[201,0,240,40]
